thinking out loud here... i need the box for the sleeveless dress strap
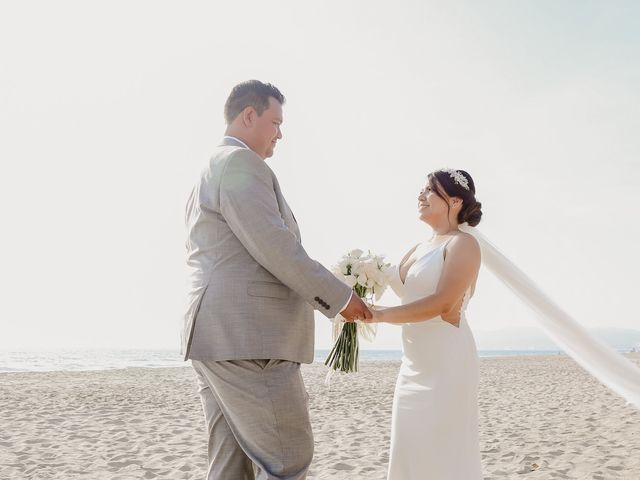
[440,235,457,258]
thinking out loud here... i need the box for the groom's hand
[340,295,372,322]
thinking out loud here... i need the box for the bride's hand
[441,296,463,328]
[363,303,386,323]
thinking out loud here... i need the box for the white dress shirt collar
[223,136,250,150]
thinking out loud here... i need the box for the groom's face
[252,97,283,159]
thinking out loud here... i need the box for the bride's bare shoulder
[449,232,480,254]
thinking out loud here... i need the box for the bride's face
[417,181,449,224]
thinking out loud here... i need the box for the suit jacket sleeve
[219,149,352,318]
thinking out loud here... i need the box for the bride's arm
[372,234,480,324]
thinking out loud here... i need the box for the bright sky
[1,1,638,350]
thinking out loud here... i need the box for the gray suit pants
[192,359,314,480]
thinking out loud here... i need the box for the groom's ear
[241,106,257,128]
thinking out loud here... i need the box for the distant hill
[473,327,640,351]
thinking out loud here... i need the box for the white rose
[357,273,368,288]
[351,263,364,276]
[344,275,358,288]
[374,285,385,301]
[338,259,351,275]
[372,268,387,285]
[366,261,380,275]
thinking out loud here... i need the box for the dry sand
[1,354,639,479]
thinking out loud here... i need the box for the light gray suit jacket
[182,137,352,362]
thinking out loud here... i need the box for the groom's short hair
[224,80,285,124]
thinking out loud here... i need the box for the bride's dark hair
[428,169,483,227]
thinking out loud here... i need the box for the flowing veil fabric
[459,224,640,409]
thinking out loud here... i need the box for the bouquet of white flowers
[324,249,392,375]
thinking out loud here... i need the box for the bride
[366,167,640,479]
[366,168,484,479]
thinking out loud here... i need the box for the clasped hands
[339,295,464,327]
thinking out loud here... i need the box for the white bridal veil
[459,224,640,409]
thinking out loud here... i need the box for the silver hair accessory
[440,168,470,191]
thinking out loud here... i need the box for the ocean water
[0,348,566,373]
[314,349,564,362]
[0,349,186,373]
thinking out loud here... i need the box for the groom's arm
[219,149,352,318]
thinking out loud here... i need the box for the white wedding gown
[387,240,483,479]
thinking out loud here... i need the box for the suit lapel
[271,176,301,242]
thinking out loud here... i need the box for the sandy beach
[1,354,639,479]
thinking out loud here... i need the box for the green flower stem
[324,289,376,374]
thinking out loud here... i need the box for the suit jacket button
[314,296,320,302]
[325,305,330,309]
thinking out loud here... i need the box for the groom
[183,80,372,480]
